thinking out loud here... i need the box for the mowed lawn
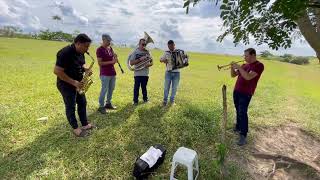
[0,37,320,179]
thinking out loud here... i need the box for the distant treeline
[260,50,312,65]
[0,26,78,42]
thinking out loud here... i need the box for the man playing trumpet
[231,48,264,146]
[54,34,94,137]
[128,38,153,105]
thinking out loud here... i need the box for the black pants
[233,90,252,137]
[133,76,149,103]
[57,82,88,129]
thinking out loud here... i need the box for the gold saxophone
[78,52,95,94]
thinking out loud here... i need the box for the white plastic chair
[170,147,199,180]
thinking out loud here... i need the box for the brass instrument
[217,60,243,71]
[78,52,95,94]
[127,32,154,71]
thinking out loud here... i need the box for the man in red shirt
[96,34,118,114]
[231,48,264,146]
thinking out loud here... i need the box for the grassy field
[0,37,320,179]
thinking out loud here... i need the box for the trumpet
[217,60,244,71]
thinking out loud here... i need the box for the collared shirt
[234,60,264,95]
[96,46,116,76]
[55,44,85,87]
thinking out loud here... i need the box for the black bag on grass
[133,144,166,179]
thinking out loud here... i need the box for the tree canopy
[184,0,320,61]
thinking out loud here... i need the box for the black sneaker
[237,134,247,146]
[133,102,138,106]
[143,99,149,103]
[98,107,106,114]
[105,103,117,110]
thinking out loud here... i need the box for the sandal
[82,123,96,130]
[74,130,88,137]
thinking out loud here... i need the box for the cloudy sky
[0,0,316,56]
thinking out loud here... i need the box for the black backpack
[133,144,166,179]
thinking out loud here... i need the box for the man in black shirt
[54,34,93,137]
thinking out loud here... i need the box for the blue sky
[0,0,315,56]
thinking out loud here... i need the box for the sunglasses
[141,43,146,46]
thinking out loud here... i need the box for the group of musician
[54,33,264,146]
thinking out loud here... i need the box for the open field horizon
[0,37,319,179]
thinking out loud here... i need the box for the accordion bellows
[133,144,166,179]
[165,49,189,71]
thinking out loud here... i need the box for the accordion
[165,49,189,71]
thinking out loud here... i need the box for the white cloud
[0,0,315,56]
[53,1,88,25]
[0,0,42,31]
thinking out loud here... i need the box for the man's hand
[231,62,241,69]
[139,56,147,62]
[146,62,153,67]
[85,68,93,76]
[113,54,118,64]
[160,57,168,63]
[73,80,83,90]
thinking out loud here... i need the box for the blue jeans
[233,90,252,137]
[163,71,180,103]
[99,76,116,107]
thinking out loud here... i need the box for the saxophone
[78,52,95,94]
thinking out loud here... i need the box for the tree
[52,15,62,31]
[0,26,22,37]
[260,50,273,58]
[184,0,320,63]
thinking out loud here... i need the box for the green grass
[0,37,320,179]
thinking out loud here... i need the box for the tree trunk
[296,8,320,63]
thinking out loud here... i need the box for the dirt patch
[229,124,320,180]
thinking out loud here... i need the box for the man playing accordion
[160,40,188,106]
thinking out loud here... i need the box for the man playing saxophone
[128,38,153,105]
[231,48,264,146]
[96,34,118,114]
[54,34,94,137]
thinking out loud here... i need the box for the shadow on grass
[0,101,233,179]
[122,102,223,179]
[0,103,137,179]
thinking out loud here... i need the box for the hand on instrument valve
[112,54,118,64]
[84,68,93,76]
[231,61,241,69]
[139,56,147,62]
[73,80,84,90]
